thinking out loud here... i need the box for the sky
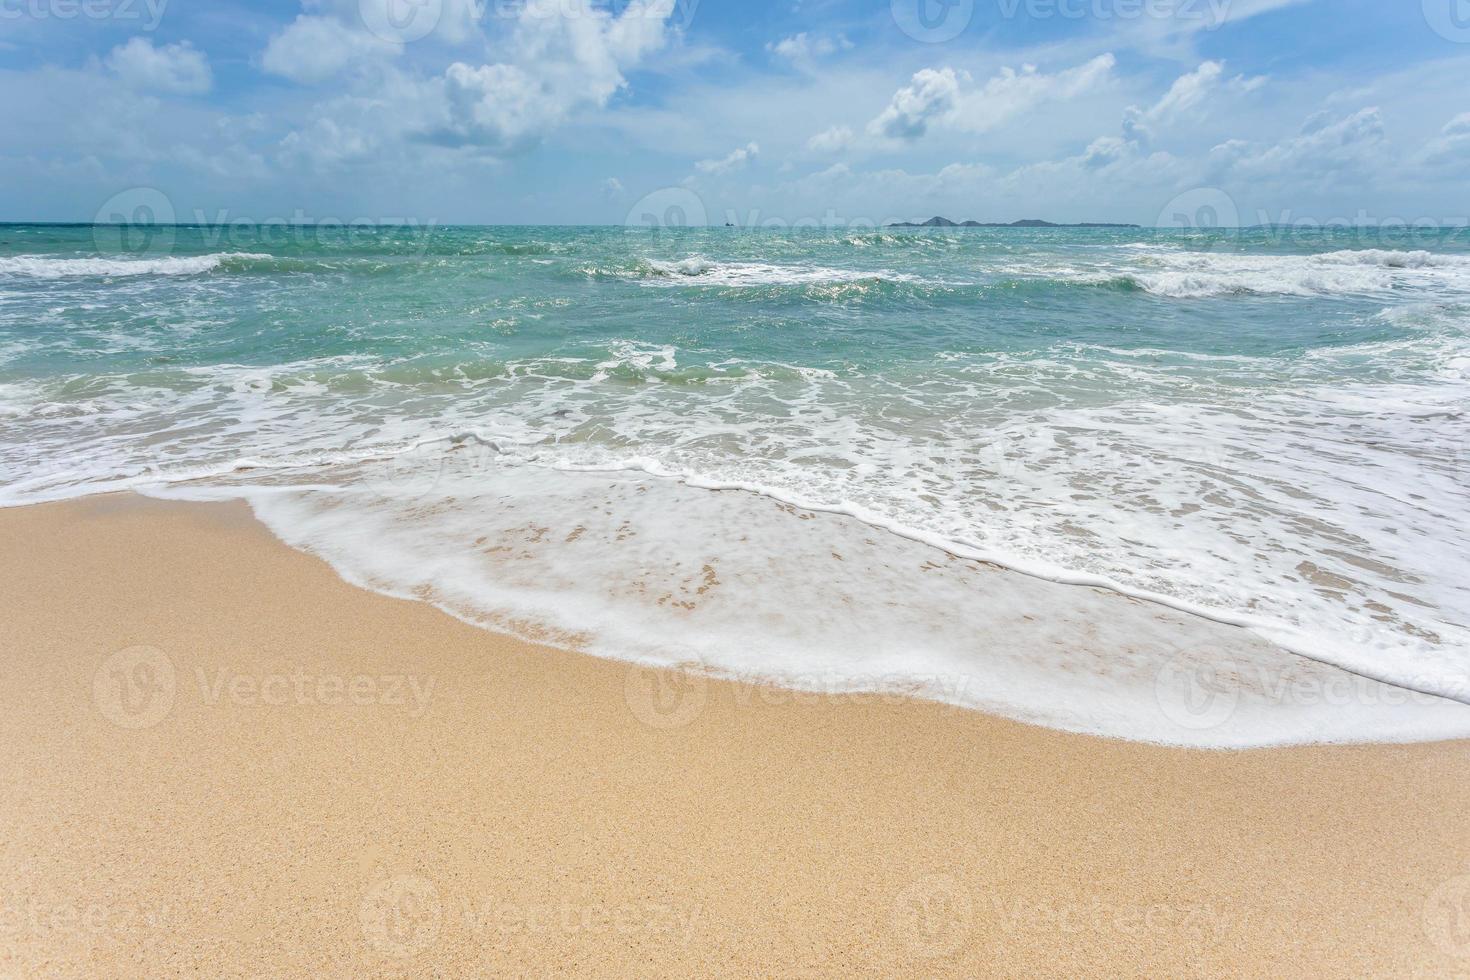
[1,0,1469,226]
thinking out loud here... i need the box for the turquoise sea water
[2,223,1468,745]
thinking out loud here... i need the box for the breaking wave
[0,253,273,279]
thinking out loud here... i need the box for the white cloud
[867,55,1116,142]
[260,0,488,84]
[696,141,759,175]
[105,38,212,95]
[262,15,394,85]
[278,114,378,170]
[950,55,1116,134]
[429,0,678,152]
[436,62,548,153]
[867,67,964,141]
[1207,107,1387,185]
[601,177,625,198]
[1112,0,1309,56]
[1153,61,1225,117]
[262,0,678,158]
[807,125,855,154]
[767,33,851,64]
[1210,0,1309,25]
[1079,136,1132,169]
[273,67,440,172]
[1122,61,1266,144]
[1417,112,1470,169]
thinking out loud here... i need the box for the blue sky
[2,0,1469,225]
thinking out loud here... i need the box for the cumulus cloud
[867,55,1116,142]
[261,15,394,84]
[1079,136,1133,170]
[807,125,855,154]
[435,63,549,153]
[1417,112,1470,169]
[767,32,851,64]
[867,67,963,141]
[696,141,759,175]
[260,0,486,83]
[263,0,678,158]
[1207,107,1387,185]
[105,38,213,95]
[1122,61,1265,144]
[277,102,388,170]
[950,55,1116,134]
[428,0,679,152]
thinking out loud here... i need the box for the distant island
[888,217,1141,228]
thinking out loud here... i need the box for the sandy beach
[1,492,1468,977]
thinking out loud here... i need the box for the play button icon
[1425,0,1470,41]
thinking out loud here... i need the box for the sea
[2,222,1468,747]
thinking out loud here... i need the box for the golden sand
[1,493,1468,977]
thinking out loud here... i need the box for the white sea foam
[7,327,1468,748]
[1123,249,1470,298]
[1315,249,1470,268]
[638,257,924,287]
[0,253,270,279]
[138,465,1470,748]
[591,341,678,380]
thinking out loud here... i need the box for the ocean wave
[1118,249,1470,298]
[0,253,273,279]
[583,249,1470,301]
[480,241,575,256]
[25,347,843,397]
[132,454,1470,748]
[1314,249,1470,268]
[585,256,931,288]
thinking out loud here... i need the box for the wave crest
[1120,249,1470,298]
[0,253,272,279]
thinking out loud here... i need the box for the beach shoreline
[2,492,1469,976]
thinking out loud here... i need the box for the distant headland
[887,217,1141,229]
